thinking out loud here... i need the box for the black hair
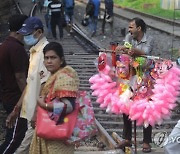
[43,42,67,67]
[131,17,147,33]
[8,14,28,32]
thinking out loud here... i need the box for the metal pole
[134,120,137,154]
[171,0,176,60]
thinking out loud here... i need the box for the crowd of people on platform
[32,0,114,38]
[0,0,179,154]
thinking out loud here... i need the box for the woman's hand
[37,96,53,111]
[31,112,37,129]
[37,96,45,108]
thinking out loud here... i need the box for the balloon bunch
[89,53,117,109]
[89,52,180,127]
[89,53,133,114]
[129,61,180,127]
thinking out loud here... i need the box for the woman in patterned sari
[30,42,79,154]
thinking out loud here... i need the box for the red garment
[0,36,29,112]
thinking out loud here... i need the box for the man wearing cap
[6,16,50,154]
[0,14,28,154]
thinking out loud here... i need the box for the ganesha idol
[105,54,135,114]
[115,54,132,94]
[116,54,131,79]
[97,52,115,77]
[132,75,154,101]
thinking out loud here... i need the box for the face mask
[24,34,38,46]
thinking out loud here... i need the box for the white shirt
[20,37,50,121]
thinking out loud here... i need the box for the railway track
[62,26,123,151]
[74,0,180,61]
[71,22,180,153]
[0,0,180,153]
[76,0,180,37]
[52,2,180,153]
[0,1,124,153]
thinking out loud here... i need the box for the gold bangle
[45,103,48,110]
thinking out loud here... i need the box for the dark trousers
[123,114,152,143]
[88,16,98,34]
[65,7,74,24]
[102,10,113,35]
[105,0,113,16]
[50,16,63,39]
[0,117,27,154]
[44,13,51,34]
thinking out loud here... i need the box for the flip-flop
[118,140,132,149]
[142,146,152,153]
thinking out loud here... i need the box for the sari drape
[30,66,79,154]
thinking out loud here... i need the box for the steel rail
[1,1,122,151]
[76,0,180,38]
[71,19,179,154]
[72,24,127,152]
[29,3,38,17]
[13,0,37,17]
[76,0,180,27]
[72,27,163,61]
[72,23,100,53]
[13,0,23,14]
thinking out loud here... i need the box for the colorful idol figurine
[98,53,107,71]
[133,75,153,100]
[116,54,131,79]
[150,59,173,79]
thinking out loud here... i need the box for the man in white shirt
[7,16,50,154]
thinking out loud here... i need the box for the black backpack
[86,0,95,17]
[81,18,89,26]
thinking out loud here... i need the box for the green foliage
[170,48,179,60]
[114,0,180,19]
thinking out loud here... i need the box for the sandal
[118,140,132,149]
[142,143,152,153]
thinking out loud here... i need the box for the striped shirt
[48,1,63,17]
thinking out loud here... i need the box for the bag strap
[56,104,67,125]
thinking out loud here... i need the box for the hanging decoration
[89,46,180,128]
